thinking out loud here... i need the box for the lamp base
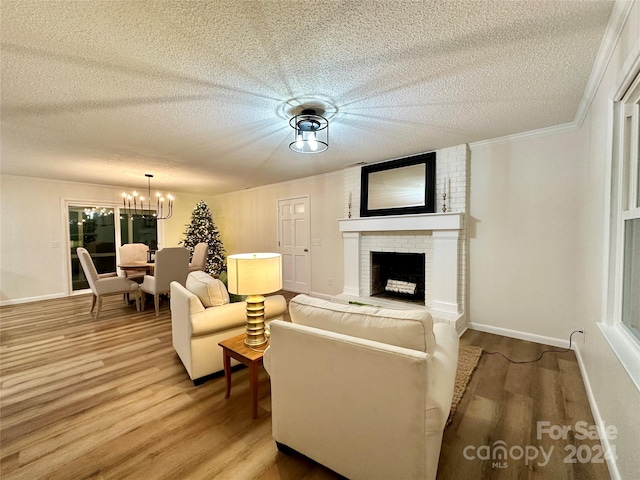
[244,294,268,347]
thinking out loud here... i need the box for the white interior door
[278,196,311,293]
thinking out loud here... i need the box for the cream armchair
[188,242,208,272]
[118,243,149,280]
[170,271,286,384]
[140,246,189,316]
[77,247,141,319]
[264,294,459,480]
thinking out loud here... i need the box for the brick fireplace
[335,144,469,333]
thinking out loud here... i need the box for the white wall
[0,171,343,302]
[0,170,344,301]
[467,3,640,477]
[0,174,208,303]
[207,171,344,297]
[574,3,640,479]
[468,127,586,340]
[209,171,344,295]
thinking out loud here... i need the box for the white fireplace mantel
[338,212,463,233]
[339,212,463,315]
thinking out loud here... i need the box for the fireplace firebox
[371,252,425,305]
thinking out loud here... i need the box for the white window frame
[599,53,640,392]
[62,198,165,295]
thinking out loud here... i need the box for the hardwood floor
[0,294,610,479]
[440,330,610,480]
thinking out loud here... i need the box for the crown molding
[574,0,636,128]
[471,0,635,150]
[214,168,343,197]
[468,122,577,149]
[613,46,640,101]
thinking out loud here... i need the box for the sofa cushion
[289,294,436,354]
[216,271,244,303]
[186,271,230,307]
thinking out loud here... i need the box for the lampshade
[227,253,282,295]
[289,108,328,154]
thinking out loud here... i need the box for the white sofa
[170,271,286,383]
[264,294,459,480]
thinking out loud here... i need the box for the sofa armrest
[190,294,287,337]
[171,281,205,319]
[190,302,250,336]
[171,280,287,338]
[425,323,459,432]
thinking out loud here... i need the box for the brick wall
[361,232,434,306]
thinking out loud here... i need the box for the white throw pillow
[186,271,230,307]
[289,294,436,354]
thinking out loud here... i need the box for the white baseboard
[0,292,67,307]
[573,347,621,480]
[469,322,570,349]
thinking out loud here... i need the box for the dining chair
[118,243,149,281]
[188,242,209,272]
[77,247,141,319]
[140,246,189,316]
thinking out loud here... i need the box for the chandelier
[122,174,174,220]
[289,108,328,153]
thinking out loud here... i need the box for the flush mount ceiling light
[289,108,328,154]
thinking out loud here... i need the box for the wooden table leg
[249,363,259,419]
[218,334,266,419]
[223,349,231,399]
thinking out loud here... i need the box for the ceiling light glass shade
[289,108,328,154]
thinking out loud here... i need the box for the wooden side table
[218,333,269,419]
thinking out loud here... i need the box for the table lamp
[227,253,283,347]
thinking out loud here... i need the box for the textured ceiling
[0,0,615,195]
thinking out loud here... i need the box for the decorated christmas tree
[180,200,226,275]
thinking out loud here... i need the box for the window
[69,206,116,290]
[620,74,640,342]
[68,204,159,291]
[601,67,640,391]
[120,209,158,250]
[622,218,640,339]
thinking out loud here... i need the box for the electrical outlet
[50,241,61,248]
[575,329,586,344]
[328,278,332,286]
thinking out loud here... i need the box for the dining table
[118,261,155,277]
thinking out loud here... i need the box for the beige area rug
[446,344,483,426]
